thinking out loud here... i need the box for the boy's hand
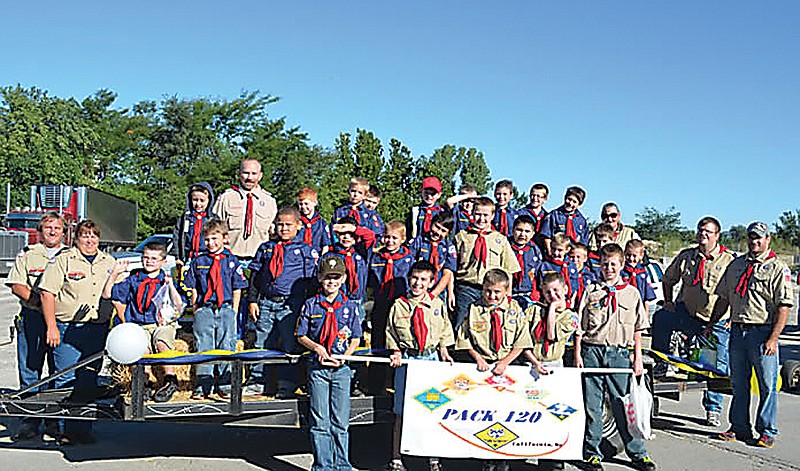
[439,347,454,365]
[574,356,584,368]
[492,360,508,376]
[248,303,260,321]
[112,259,129,276]
[389,351,403,368]
[46,325,61,347]
[549,299,567,313]
[532,361,549,376]
[476,358,490,372]
[315,345,340,367]
[448,294,456,311]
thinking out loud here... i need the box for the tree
[458,147,491,195]
[633,206,686,241]
[379,138,415,222]
[775,209,800,247]
[353,129,383,184]
[317,132,356,219]
[415,145,461,199]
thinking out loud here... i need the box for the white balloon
[105,323,149,364]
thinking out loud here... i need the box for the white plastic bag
[151,279,184,326]
[623,375,653,440]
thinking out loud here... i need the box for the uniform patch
[27,269,44,275]
[229,261,236,269]
[508,318,517,324]
[293,249,300,255]
[67,272,86,281]
[472,321,488,333]
[433,308,441,317]
[495,238,502,244]
[448,245,457,255]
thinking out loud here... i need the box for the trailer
[0,230,27,276]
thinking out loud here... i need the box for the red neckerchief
[245,193,254,239]
[136,275,162,314]
[565,212,578,242]
[510,241,530,287]
[421,203,442,234]
[347,205,361,224]
[468,226,492,268]
[379,247,411,300]
[190,212,206,258]
[300,213,321,246]
[496,207,509,235]
[532,305,554,356]
[319,294,346,352]
[402,293,434,351]
[576,270,586,303]
[588,251,600,262]
[547,257,573,303]
[334,247,359,294]
[735,250,777,297]
[693,245,728,286]
[489,297,511,352]
[523,207,546,232]
[624,264,647,288]
[428,239,441,271]
[601,281,629,313]
[204,252,227,307]
[268,241,288,279]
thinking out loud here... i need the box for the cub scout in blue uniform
[622,240,657,314]
[296,256,362,471]
[492,179,516,237]
[573,243,655,471]
[508,214,543,311]
[248,207,318,398]
[537,233,580,308]
[456,269,532,471]
[332,177,384,247]
[174,181,218,267]
[446,185,478,235]
[296,187,331,253]
[406,176,445,240]
[570,243,598,304]
[105,241,183,403]
[386,261,454,471]
[541,185,589,254]
[518,183,550,252]
[184,219,248,399]
[324,217,371,323]
[408,211,457,309]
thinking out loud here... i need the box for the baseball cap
[746,221,769,238]
[319,256,346,278]
[422,176,442,193]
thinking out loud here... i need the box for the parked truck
[3,184,138,252]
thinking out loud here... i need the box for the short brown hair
[697,216,721,233]
[565,186,586,205]
[529,183,549,197]
[541,272,566,288]
[473,196,496,213]
[593,223,615,239]
[495,179,513,192]
[625,239,645,252]
[482,268,509,288]
[600,243,624,263]
[277,206,301,222]
[76,220,100,238]
[143,242,168,259]
[203,218,228,237]
[38,211,66,233]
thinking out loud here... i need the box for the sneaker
[718,429,752,442]
[428,458,444,471]
[191,387,208,400]
[633,455,657,470]
[153,380,178,403]
[756,434,775,448]
[242,383,265,396]
[584,455,603,470]
[58,430,96,446]
[12,422,39,441]
[705,410,722,427]
[387,459,407,471]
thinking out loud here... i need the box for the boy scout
[386,260,454,471]
[574,243,656,471]
[453,196,521,328]
[706,221,793,448]
[524,273,578,374]
[652,216,735,427]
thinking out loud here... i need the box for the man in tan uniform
[6,212,67,440]
[588,202,640,251]
[213,158,278,259]
[453,196,521,328]
[707,222,793,448]
[652,216,736,426]
[38,220,116,445]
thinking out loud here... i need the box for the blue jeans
[252,297,302,392]
[17,308,51,391]
[51,322,108,434]
[651,303,729,412]
[728,324,780,438]
[454,283,482,329]
[193,305,237,394]
[582,344,648,461]
[307,363,352,471]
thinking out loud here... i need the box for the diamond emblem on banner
[443,374,478,394]
[484,374,516,391]
[546,402,577,421]
[474,422,519,450]
[414,388,451,411]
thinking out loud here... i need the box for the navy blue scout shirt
[408,235,457,284]
[295,292,363,356]
[185,249,248,306]
[111,269,167,325]
[368,248,415,306]
[492,206,517,237]
[451,204,472,235]
[622,264,657,302]
[407,202,444,239]
[509,240,543,295]
[540,205,589,245]
[322,247,369,301]
[332,202,384,239]
[297,211,332,253]
[249,240,318,299]
[536,258,580,301]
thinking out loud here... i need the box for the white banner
[400,361,586,460]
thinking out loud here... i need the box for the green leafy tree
[511,184,529,208]
[775,209,800,248]
[353,129,383,185]
[317,132,356,219]
[634,206,685,240]
[458,147,491,195]
[379,138,415,222]
[415,144,461,199]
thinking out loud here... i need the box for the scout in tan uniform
[38,220,116,445]
[5,212,66,441]
[574,243,655,471]
[652,216,736,426]
[455,268,530,471]
[387,260,454,471]
[524,273,578,374]
[453,196,521,328]
[213,158,278,259]
[707,222,793,448]
[588,202,640,251]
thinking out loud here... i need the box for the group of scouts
[7,157,794,471]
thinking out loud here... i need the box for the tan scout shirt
[715,251,794,325]
[213,185,278,258]
[663,244,736,322]
[38,247,116,323]
[525,303,578,363]
[588,224,640,251]
[456,298,532,361]
[454,229,520,285]
[386,295,455,352]
[579,282,649,347]
[6,244,65,310]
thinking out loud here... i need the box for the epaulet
[53,247,70,258]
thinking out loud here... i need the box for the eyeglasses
[697,228,719,235]
[602,213,619,219]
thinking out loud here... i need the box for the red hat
[421,176,442,193]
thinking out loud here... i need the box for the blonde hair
[349,177,369,191]
[552,232,572,249]
[384,219,406,239]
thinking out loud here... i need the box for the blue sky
[3,2,798,229]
